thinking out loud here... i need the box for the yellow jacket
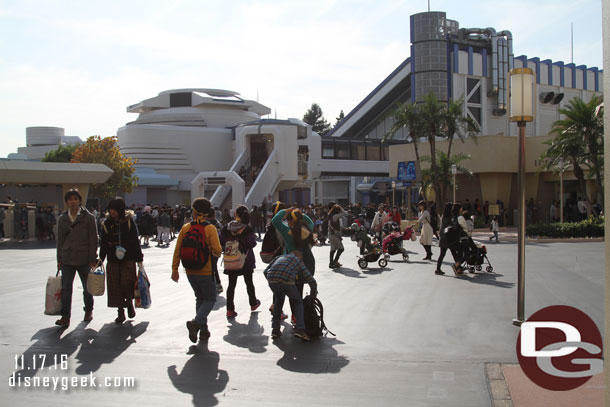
[172,219,222,276]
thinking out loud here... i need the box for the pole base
[512,318,524,327]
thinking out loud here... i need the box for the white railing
[209,150,249,207]
[245,149,281,208]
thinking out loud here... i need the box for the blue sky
[0,0,604,158]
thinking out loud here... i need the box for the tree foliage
[41,144,78,162]
[384,93,479,205]
[71,135,138,198]
[541,95,604,206]
[334,110,345,127]
[303,103,331,135]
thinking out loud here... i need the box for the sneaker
[271,330,282,339]
[329,263,337,269]
[199,328,211,341]
[216,283,224,294]
[226,310,238,318]
[251,299,261,311]
[55,317,70,327]
[293,329,311,341]
[335,261,343,267]
[434,270,445,275]
[290,314,296,326]
[186,320,199,343]
[83,311,93,322]
[281,312,288,320]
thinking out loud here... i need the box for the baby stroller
[461,239,493,273]
[350,224,388,269]
[381,223,413,262]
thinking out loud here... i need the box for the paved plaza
[0,231,605,406]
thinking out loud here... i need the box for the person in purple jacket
[219,205,260,318]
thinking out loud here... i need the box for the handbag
[87,261,106,296]
[134,264,151,309]
[44,270,62,315]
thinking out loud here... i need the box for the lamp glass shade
[509,68,535,122]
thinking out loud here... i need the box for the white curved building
[117,88,325,208]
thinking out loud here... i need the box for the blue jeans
[61,264,94,318]
[269,282,304,331]
[187,274,216,330]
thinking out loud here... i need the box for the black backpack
[260,223,283,264]
[179,221,210,269]
[303,295,335,338]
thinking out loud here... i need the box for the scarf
[227,220,246,235]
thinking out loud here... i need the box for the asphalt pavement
[0,230,605,406]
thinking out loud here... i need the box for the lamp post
[392,180,396,207]
[559,158,564,223]
[510,67,536,326]
[451,164,457,202]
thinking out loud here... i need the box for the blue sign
[397,161,417,181]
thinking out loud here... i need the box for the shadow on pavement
[167,342,229,407]
[332,267,366,279]
[0,239,57,250]
[272,336,349,374]
[12,322,96,379]
[362,266,392,275]
[453,272,514,289]
[223,312,268,353]
[74,321,149,374]
[212,295,227,311]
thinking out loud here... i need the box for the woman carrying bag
[219,205,260,318]
[100,197,143,324]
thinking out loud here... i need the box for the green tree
[303,103,331,135]
[384,93,478,205]
[41,144,78,162]
[71,135,138,198]
[541,95,604,207]
[421,151,472,204]
[334,110,345,127]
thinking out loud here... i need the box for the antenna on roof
[428,0,430,12]
[570,22,574,63]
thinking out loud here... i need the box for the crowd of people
[19,185,603,344]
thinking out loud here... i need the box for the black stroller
[350,224,388,269]
[461,238,493,273]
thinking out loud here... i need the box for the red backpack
[179,221,210,269]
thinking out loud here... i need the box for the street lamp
[391,180,396,207]
[559,158,564,223]
[451,164,457,202]
[509,67,536,327]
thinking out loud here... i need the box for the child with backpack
[219,205,260,318]
[172,198,222,343]
[264,250,317,341]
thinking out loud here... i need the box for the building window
[465,77,482,129]
[170,92,192,107]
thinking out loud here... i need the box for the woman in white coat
[418,201,433,260]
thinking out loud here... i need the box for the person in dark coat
[139,206,155,246]
[99,197,144,324]
[219,205,259,318]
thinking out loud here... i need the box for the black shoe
[435,270,445,275]
[186,320,199,343]
[271,330,282,339]
[115,309,126,324]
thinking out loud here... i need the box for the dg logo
[516,305,603,391]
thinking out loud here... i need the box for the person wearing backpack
[219,205,260,319]
[263,201,288,320]
[264,250,317,341]
[172,198,222,343]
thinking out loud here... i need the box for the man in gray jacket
[55,189,98,327]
